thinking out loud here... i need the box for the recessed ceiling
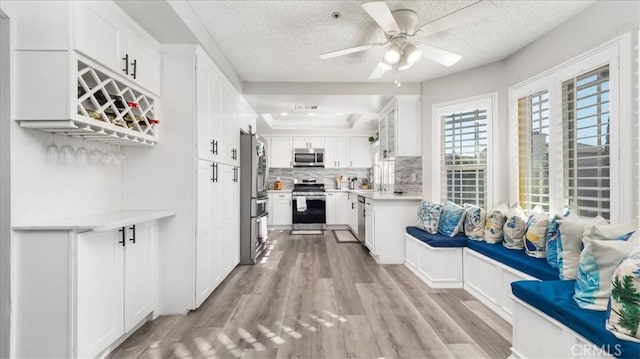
[187,0,594,83]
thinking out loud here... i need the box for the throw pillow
[485,202,509,244]
[416,201,442,234]
[545,209,572,269]
[524,206,551,258]
[606,249,640,342]
[557,216,608,280]
[464,204,486,241]
[503,203,527,250]
[438,201,466,237]
[574,232,639,310]
[583,218,639,246]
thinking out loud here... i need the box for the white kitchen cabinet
[293,136,325,149]
[269,137,293,168]
[269,192,292,225]
[349,136,373,168]
[364,201,375,251]
[13,212,171,359]
[326,192,349,225]
[74,0,161,94]
[196,53,223,162]
[222,164,241,271]
[379,96,421,159]
[325,137,350,168]
[347,193,358,234]
[326,192,337,224]
[222,81,241,166]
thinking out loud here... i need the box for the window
[562,66,610,219]
[518,90,550,212]
[441,109,488,207]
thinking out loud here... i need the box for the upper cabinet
[73,0,161,95]
[379,96,421,159]
[325,137,350,168]
[269,137,294,168]
[349,137,373,168]
[293,136,325,149]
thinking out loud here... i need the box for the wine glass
[89,149,103,165]
[46,136,59,165]
[76,145,88,168]
[60,140,75,165]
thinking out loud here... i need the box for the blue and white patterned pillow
[524,206,550,258]
[545,209,571,268]
[439,201,466,237]
[464,204,486,240]
[416,201,442,234]
[503,203,526,250]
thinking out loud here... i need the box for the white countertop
[268,188,421,200]
[268,189,292,192]
[13,209,177,232]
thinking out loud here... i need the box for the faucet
[372,163,385,192]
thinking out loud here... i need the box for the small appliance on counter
[349,177,357,190]
[335,175,343,190]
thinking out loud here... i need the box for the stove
[291,179,326,234]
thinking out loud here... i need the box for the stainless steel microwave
[293,148,324,167]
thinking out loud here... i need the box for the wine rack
[18,59,159,146]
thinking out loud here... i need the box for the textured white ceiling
[187,0,594,83]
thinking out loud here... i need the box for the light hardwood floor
[110,230,511,359]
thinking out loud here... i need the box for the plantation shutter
[562,65,610,219]
[441,109,488,207]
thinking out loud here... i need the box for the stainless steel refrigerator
[239,132,269,264]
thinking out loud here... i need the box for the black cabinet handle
[129,225,136,244]
[118,227,126,247]
[122,54,129,75]
[211,163,215,182]
[210,140,215,154]
[352,203,355,209]
[130,59,137,79]
[215,163,219,183]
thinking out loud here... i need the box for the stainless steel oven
[291,179,326,233]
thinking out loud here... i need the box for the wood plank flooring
[110,230,511,359]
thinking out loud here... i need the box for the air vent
[293,104,318,111]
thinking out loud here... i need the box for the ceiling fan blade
[361,1,401,35]
[320,42,384,59]
[417,44,462,67]
[368,63,386,80]
[416,0,495,37]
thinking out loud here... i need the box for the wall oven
[293,148,324,168]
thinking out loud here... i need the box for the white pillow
[503,203,526,250]
[524,206,551,258]
[484,202,508,244]
[583,218,639,246]
[464,204,486,240]
[557,216,608,280]
[574,232,639,310]
[606,248,640,342]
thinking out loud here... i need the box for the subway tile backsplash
[267,167,372,190]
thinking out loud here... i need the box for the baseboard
[404,262,463,289]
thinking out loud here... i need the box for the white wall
[0,10,11,359]
[422,1,639,216]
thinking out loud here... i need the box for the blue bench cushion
[467,240,558,280]
[512,280,640,359]
[406,226,468,248]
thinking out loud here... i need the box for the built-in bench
[404,226,467,288]
[511,280,640,359]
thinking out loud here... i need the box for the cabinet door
[324,137,336,168]
[222,164,240,271]
[124,222,152,332]
[292,137,308,149]
[379,116,388,159]
[349,137,372,168]
[196,56,214,162]
[387,107,397,158]
[269,137,293,168]
[335,193,348,225]
[125,26,161,94]
[222,83,241,166]
[77,230,124,359]
[325,193,336,225]
[308,136,325,149]
[365,208,375,252]
[195,160,214,307]
[74,1,126,73]
[272,196,292,225]
[334,137,350,168]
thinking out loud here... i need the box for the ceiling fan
[320,1,495,81]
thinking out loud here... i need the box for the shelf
[17,59,159,147]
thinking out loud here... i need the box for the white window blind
[441,109,487,207]
[518,90,550,212]
[562,65,610,219]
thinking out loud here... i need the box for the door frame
[0,8,11,359]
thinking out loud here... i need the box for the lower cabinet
[269,192,292,225]
[326,192,349,225]
[347,193,358,234]
[364,200,375,251]
[77,223,152,358]
[195,160,239,308]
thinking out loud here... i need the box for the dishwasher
[357,196,366,244]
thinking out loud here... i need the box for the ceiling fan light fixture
[403,44,422,64]
[383,44,402,64]
[398,56,412,71]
